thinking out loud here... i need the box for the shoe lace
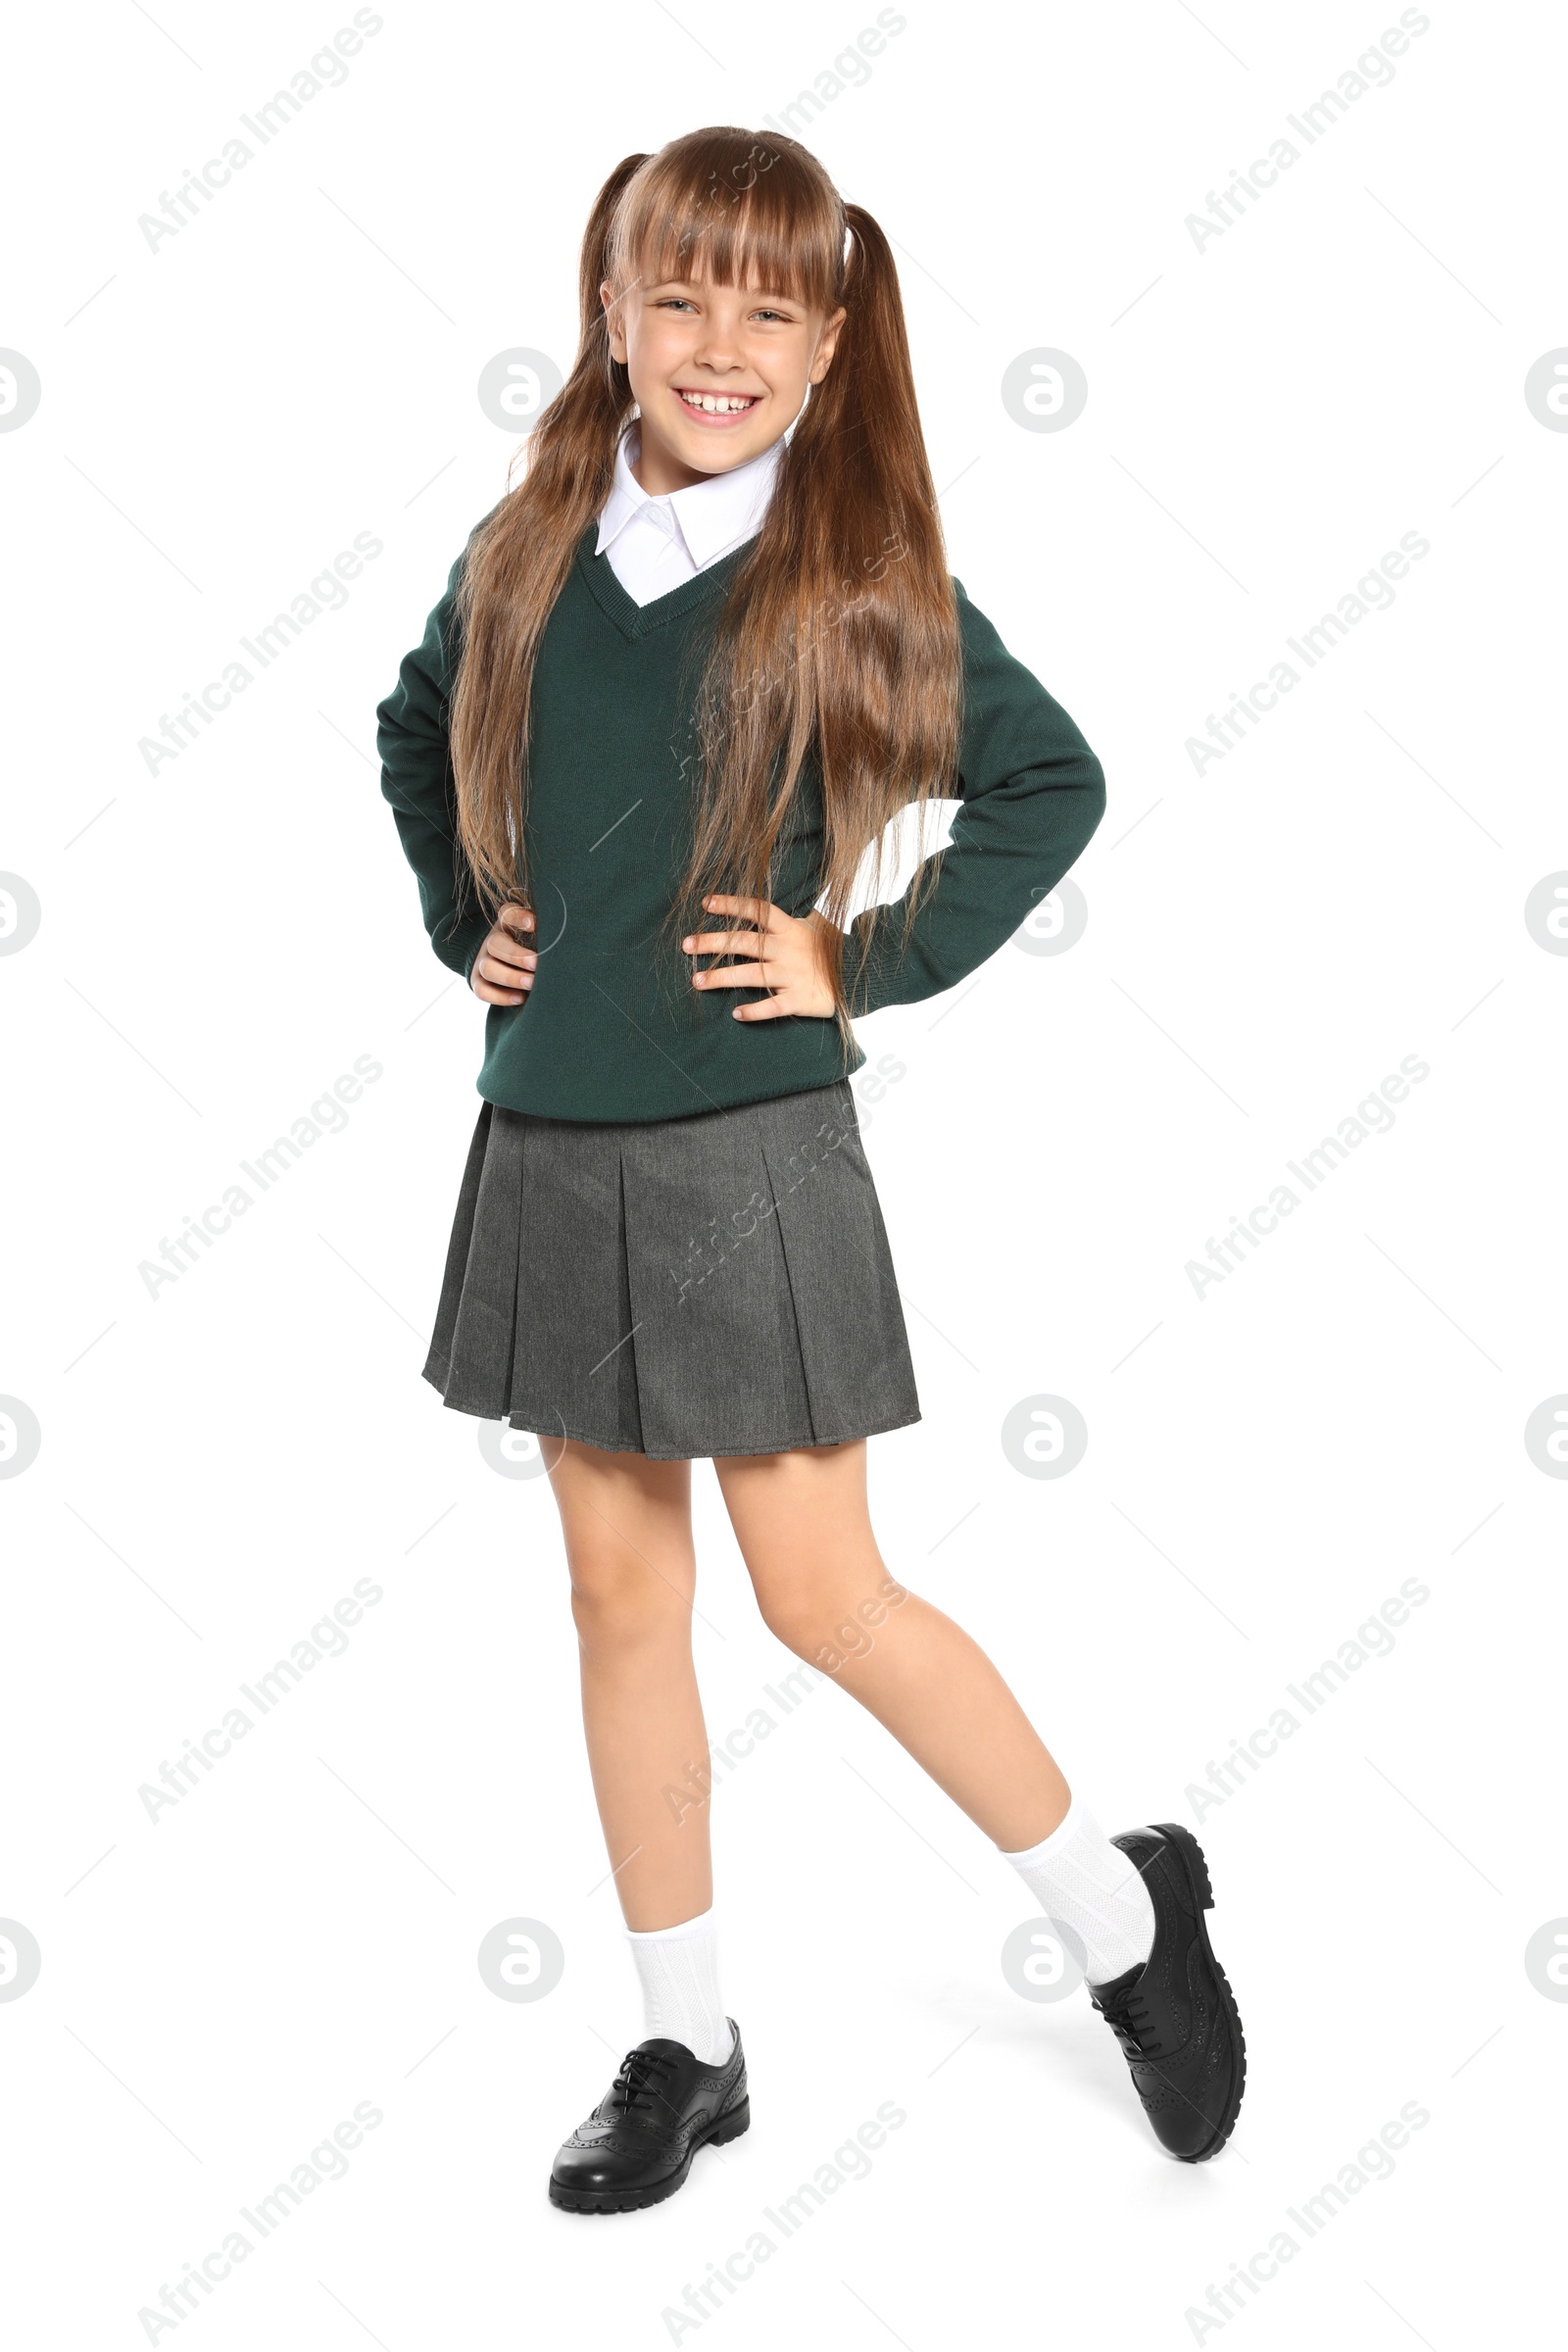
[609,2047,681,2119]
[1094,1976,1153,2060]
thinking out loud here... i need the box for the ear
[809,305,848,385]
[601,277,629,365]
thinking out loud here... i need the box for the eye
[657,297,698,313]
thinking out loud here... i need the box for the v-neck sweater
[376,517,1106,1123]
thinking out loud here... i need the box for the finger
[473,981,527,1004]
[497,906,535,937]
[732,996,789,1021]
[485,937,538,971]
[700,894,776,926]
[474,956,533,999]
[691,961,771,991]
[681,929,765,957]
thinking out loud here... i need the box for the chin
[683,445,762,472]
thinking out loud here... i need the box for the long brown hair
[450,125,963,1026]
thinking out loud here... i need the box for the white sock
[624,1907,734,2064]
[1001,1795,1156,1986]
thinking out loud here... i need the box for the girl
[376,126,1244,2211]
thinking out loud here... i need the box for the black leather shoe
[1088,1822,1246,2161]
[549,2025,749,2214]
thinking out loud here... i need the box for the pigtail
[450,153,648,921]
[679,193,962,1047]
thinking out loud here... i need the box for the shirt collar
[595,420,786,571]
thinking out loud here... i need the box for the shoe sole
[1151,1820,1248,2163]
[549,2096,751,2215]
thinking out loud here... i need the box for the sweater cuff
[462,918,492,987]
[844,906,904,1018]
[435,912,493,988]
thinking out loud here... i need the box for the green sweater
[377,520,1105,1123]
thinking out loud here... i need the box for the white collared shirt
[595,420,784,607]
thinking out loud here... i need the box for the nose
[689,320,748,374]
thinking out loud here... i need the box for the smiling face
[601,264,845,495]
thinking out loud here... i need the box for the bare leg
[544,1437,712,1930]
[713,1440,1070,1850]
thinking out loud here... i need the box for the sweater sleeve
[375,544,494,985]
[843,579,1106,1016]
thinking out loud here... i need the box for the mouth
[674,388,762,423]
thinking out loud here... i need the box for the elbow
[1078,750,1108,849]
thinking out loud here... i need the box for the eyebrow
[647,280,800,304]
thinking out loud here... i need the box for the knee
[567,1546,690,1652]
[754,1570,908,1673]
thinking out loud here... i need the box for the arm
[375,544,493,985]
[844,578,1107,1015]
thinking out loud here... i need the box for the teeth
[680,391,756,413]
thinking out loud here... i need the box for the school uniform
[377,432,1250,2194]
[376,431,1106,1459]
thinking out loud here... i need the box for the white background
[3,1,1564,2344]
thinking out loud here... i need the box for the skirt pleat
[758,1101,917,1446]
[421,1079,921,1461]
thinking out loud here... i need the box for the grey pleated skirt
[422,1078,921,1460]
